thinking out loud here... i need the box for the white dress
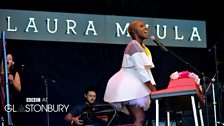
[104,40,156,111]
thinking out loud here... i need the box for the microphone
[150,36,168,52]
[41,75,56,83]
[21,64,25,68]
[7,61,15,65]
[20,64,27,70]
[211,73,217,82]
[208,46,215,52]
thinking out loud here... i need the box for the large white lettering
[6,16,17,32]
[174,26,184,40]
[190,27,201,41]
[25,18,38,32]
[66,20,77,34]
[46,18,58,33]
[156,25,167,39]
[85,21,98,35]
[116,23,129,37]
[0,9,205,48]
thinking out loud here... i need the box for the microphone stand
[41,75,55,126]
[209,42,224,126]
[152,38,213,126]
[42,76,50,126]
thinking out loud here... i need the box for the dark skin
[126,21,156,126]
[129,21,156,92]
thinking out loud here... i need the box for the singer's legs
[127,105,145,126]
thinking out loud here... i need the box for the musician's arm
[65,113,73,122]
[9,72,21,92]
[65,113,83,125]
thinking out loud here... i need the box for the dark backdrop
[5,39,219,126]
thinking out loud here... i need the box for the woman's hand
[8,74,14,84]
[145,81,156,92]
[149,85,156,92]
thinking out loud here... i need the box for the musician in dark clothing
[0,53,22,126]
[1,53,21,95]
[65,87,107,126]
